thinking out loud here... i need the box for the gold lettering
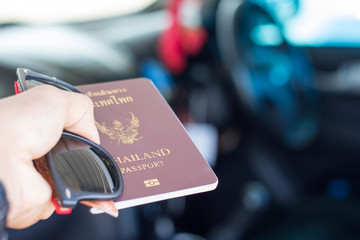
[118,160,166,174]
[92,95,133,108]
[117,96,133,104]
[98,100,108,107]
[85,91,92,97]
[116,148,170,166]
[106,98,114,105]
[117,156,132,164]
[135,154,144,161]
[109,95,119,104]
[160,148,170,156]
[151,150,161,157]
[93,91,101,97]
[130,154,137,162]
[86,88,128,99]
[143,153,152,159]
[123,156,132,163]
[117,97,126,104]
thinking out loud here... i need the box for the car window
[0,0,158,24]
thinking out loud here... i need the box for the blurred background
[2,0,360,239]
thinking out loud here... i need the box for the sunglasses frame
[16,68,82,93]
[48,131,123,208]
[15,68,123,212]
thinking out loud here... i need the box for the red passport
[77,79,218,212]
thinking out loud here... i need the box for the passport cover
[77,78,218,212]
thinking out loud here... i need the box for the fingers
[28,84,100,144]
[0,85,100,160]
[0,84,99,229]
[40,201,55,220]
[4,163,55,229]
[6,201,55,229]
[61,89,101,144]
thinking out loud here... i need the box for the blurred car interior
[2,0,360,239]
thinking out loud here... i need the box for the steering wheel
[216,0,319,148]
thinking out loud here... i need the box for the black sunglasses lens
[51,138,116,194]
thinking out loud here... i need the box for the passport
[77,78,218,212]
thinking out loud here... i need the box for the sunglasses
[15,68,123,214]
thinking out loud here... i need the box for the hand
[0,85,100,229]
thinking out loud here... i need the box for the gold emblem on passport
[96,112,142,145]
[144,179,160,187]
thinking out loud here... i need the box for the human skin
[0,85,100,229]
